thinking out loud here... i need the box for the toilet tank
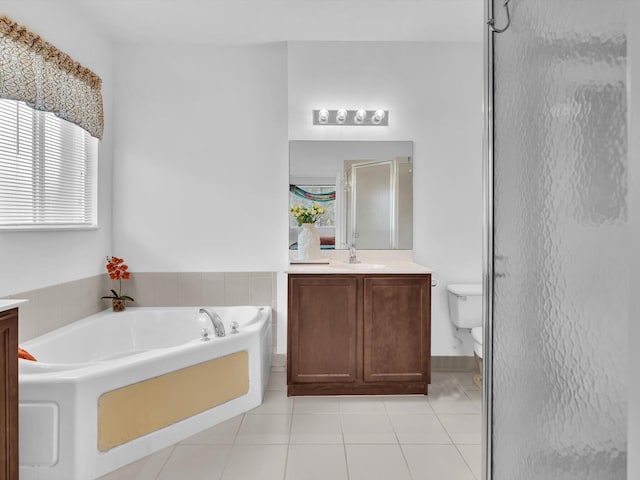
[447,284,482,329]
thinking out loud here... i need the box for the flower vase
[297,223,321,261]
[112,298,126,312]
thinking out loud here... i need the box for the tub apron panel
[98,350,249,451]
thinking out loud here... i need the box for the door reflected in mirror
[289,141,413,250]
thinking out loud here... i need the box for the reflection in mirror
[289,141,413,250]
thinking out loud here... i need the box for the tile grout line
[153,445,177,480]
[397,443,416,480]
[339,405,351,480]
[433,406,457,446]
[389,405,417,480]
[432,381,480,480]
[448,372,481,480]
[384,399,402,446]
[217,413,246,480]
[453,443,480,480]
[282,400,295,480]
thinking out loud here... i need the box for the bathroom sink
[332,262,386,270]
[353,263,385,269]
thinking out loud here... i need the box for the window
[288,185,336,228]
[0,99,97,229]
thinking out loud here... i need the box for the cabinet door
[363,276,430,383]
[288,276,358,384]
[0,309,18,480]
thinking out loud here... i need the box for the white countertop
[286,259,433,275]
[0,299,28,313]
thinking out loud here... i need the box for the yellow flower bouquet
[290,203,326,226]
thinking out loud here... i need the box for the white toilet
[447,283,483,388]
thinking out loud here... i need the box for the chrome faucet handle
[348,243,359,264]
[201,327,211,341]
[230,321,239,334]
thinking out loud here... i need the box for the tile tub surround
[10,272,278,346]
[9,274,110,343]
[127,272,278,350]
[125,273,276,309]
[100,370,482,480]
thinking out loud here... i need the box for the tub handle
[230,321,240,334]
[201,328,211,341]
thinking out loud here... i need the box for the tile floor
[100,370,481,480]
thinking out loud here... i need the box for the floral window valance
[0,15,103,139]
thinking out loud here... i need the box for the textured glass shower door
[488,0,628,479]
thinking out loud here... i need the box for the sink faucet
[199,308,226,337]
[348,244,359,264]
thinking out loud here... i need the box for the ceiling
[61,0,483,45]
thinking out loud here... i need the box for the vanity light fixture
[371,109,386,124]
[312,109,389,126]
[317,108,330,124]
[354,109,367,124]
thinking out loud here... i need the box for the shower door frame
[482,1,496,479]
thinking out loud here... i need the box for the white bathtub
[18,306,272,480]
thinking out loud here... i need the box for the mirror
[289,140,413,250]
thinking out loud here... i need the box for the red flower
[105,256,132,282]
[103,255,134,303]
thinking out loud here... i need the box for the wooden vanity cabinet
[288,276,359,386]
[0,308,18,480]
[287,274,431,396]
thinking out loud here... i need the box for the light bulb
[336,109,348,124]
[318,109,329,124]
[354,109,367,124]
[372,109,386,124]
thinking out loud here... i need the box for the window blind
[0,99,97,228]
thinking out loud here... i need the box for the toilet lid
[471,327,483,345]
[447,284,482,297]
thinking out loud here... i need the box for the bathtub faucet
[199,308,226,337]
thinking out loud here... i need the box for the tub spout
[199,308,226,337]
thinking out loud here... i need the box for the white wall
[112,44,289,271]
[628,0,639,476]
[112,41,482,356]
[288,42,483,355]
[0,3,114,296]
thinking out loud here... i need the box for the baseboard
[431,356,477,372]
[272,353,286,368]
